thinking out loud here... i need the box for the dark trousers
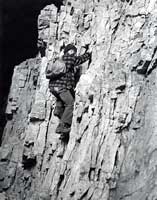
[54,99,64,119]
[53,89,75,125]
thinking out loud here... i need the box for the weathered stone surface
[1,0,157,200]
[0,192,7,200]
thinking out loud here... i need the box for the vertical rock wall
[1,0,157,199]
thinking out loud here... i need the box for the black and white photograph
[0,0,157,199]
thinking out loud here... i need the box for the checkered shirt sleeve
[74,52,91,66]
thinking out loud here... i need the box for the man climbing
[46,44,91,138]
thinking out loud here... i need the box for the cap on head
[64,44,77,54]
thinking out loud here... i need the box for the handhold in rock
[116,84,126,91]
[88,94,94,104]
[56,145,65,158]
[136,60,151,74]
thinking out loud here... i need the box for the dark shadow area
[0,0,63,144]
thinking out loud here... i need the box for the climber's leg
[59,89,74,125]
[55,90,74,134]
[54,99,65,119]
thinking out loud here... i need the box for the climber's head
[64,44,77,56]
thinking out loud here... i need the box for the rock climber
[48,44,91,138]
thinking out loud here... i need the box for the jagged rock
[1,0,157,200]
[0,192,7,200]
[22,147,37,169]
[0,145,12,161]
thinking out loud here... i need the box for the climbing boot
[56,123,71,134]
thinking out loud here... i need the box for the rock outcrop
[1,0,157,199]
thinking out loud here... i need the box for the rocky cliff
[1,0,157,199]
[0,0,62,141]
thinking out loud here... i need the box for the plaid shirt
[49,52,91,92]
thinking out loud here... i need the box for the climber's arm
[45,62,54,79]
[45,70,53,79]
[74,52,91,66]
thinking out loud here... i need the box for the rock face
[1,0,157,199]
[0,0,63,143]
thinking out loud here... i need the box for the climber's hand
[87,45,93,54]
[80,46,86,54]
